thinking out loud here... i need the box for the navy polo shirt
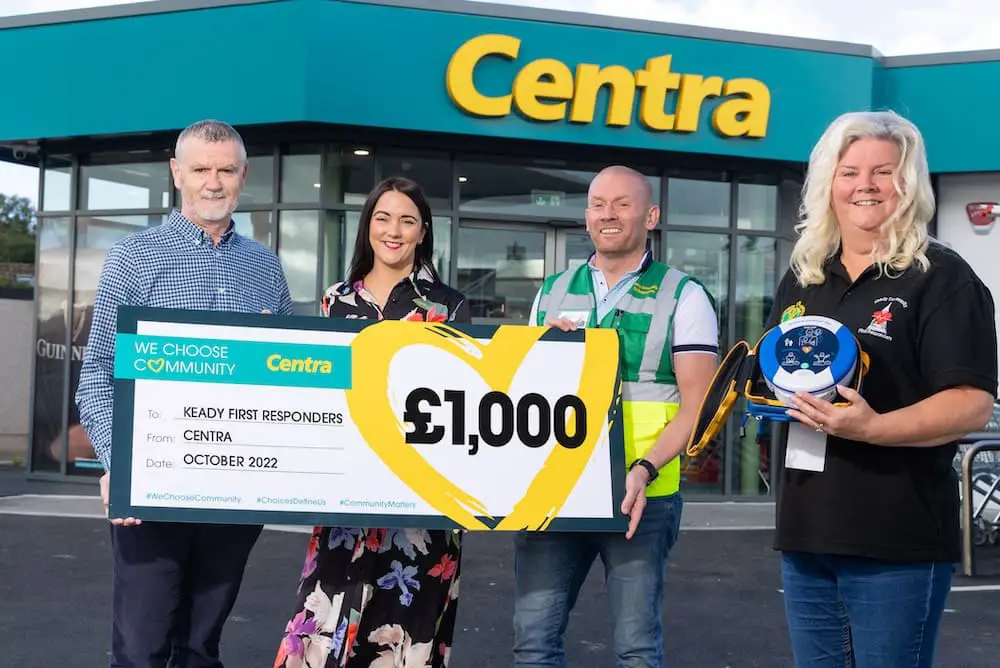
[765,241,998,563]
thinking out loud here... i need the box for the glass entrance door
[554,229,594,271]
[455,222,552,324]
[454,224,665,325]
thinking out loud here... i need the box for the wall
[936,173,1000,394]
[0,0,872,162]
[0,295,33,462]
[877,60,1000,173]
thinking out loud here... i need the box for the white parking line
[779,585,1000,594]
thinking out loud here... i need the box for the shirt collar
[342,263,436,300]
[587,249,652,277]
[167,209,236,247]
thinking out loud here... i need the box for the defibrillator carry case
[685,316,871,458]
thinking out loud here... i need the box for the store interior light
[353,149,371,156]
[313,183,321,188]
[458,176,468,183]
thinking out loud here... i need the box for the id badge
[784,422,827,472]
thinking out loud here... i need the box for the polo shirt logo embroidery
[780,301,805,322]
[857,296,908,342]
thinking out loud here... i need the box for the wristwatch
[629,458,659,485]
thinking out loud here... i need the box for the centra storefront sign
[445,34,770,138]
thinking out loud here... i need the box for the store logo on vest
[858,296,908,342]
[966,202,998,236]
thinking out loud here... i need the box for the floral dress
[275,265,471,668]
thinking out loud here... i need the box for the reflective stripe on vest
[536,269,592,318]
[537,261,690,497]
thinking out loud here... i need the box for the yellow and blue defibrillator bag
[685,315,870,457]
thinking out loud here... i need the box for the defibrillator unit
[685,315,870,458]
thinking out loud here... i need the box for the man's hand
[100,472,142,526]
[621,466,650,539]
[544,316,579,332]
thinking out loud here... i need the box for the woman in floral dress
[274,177,469,668]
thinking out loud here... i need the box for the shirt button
[218,288,226,294]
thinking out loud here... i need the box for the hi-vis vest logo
[966,202,998,236]
[780,301,805,322]
[858,296,908,342]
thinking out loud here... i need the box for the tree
[0,193,36,264]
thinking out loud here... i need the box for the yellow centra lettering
[712,78,771,138]
[266,354,333,374]
[674,74,724,133]
[513,58,574,121]
[445,35,771,138]
[569,64,636,126]
[445,33,520,117]
[635,55,681,131]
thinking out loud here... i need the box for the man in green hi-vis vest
[512,165,720,668]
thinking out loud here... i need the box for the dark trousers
[109,522,263,668]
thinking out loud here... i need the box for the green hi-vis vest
[535,258,699,498]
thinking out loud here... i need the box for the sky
[1,0,998,207]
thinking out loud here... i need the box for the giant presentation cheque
[109,307,627,532]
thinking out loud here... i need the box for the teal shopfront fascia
[4,0,1000,496]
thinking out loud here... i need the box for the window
[737,183,777,231]
[278,210,321,315]
[664,231,729,340]
[324,146,374,205]
[42,156,72,211]
[64,215,165,475]
[456,225,546,323]
[458,160,659,220]
[667,178,730,228]
[233,211,273,248]
[378,152,451,211]
[240,151,276,206]
[30,217,72,474]
[731,235,779,496]
[280,145,322,204]
[80,159,171,210]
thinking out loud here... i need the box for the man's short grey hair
[174,119,247,164]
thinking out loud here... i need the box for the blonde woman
[763,110,997,667]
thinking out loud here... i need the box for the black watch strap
[629,458,659,484]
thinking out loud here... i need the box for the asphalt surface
[2,470,999,668]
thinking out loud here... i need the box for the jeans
[781,551,953,668]
[512,493,683,668]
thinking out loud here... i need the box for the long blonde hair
[790,110,934,286]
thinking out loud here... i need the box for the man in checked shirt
[76,119,293,668]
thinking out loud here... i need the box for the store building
[1,0,998,497]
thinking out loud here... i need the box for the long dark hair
[346,176,440,286]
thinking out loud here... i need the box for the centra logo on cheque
[266,354,334,374]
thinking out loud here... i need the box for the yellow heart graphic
[147,358,165,373]
[345,321,619,531]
